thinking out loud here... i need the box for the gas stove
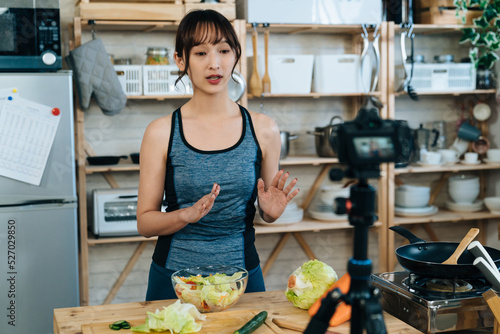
[371,272,495,333]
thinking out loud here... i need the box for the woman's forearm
[137,209,190,237]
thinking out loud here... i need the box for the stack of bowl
[395,185,437,217]
[447,174,483,212]
[309,184,350,221]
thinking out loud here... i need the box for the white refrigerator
[0,71,79,334]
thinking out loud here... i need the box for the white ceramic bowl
[448,186,479,204]
[449,174,479,185]
[484,197,500,213]
[395,185,431,208]
[319,185,350,205]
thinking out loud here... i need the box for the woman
[137,9,299,301]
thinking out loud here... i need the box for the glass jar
[476,68,497,89]
[114,58,132,65]
[145,47,169,65]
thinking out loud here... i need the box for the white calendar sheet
[0,96,61,186]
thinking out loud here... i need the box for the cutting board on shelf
[81,309,283,334]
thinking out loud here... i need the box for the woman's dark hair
[175,9,241,84]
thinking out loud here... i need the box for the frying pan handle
[389,226,426,244]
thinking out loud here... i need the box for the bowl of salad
[171,265,248,313]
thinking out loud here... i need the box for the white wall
[60,0,498,305]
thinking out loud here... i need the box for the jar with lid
[145,47,169,65]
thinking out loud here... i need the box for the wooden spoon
[262,23,271,94]
[442,228,479,265]
[249,23,262,97]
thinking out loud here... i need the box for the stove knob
[42,51,57,66]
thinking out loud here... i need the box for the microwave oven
[92,188,140,237]
[0,0,62,72]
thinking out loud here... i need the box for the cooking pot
[280,131,298,159]
[307,116,343,157]
[390,226,500,278]
[87,155,128,165]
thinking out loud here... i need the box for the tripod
[304,174,387,334]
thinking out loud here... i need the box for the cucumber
[234,311,268,334]
[109,320,130,330]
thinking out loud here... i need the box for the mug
[464,152,478,163]
[457,122,481,142]
[450,138,470,157]
[422,151,441,165]
[487,149,500,162]
[438,149,458,163]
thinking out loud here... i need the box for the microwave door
[0,8,37,69]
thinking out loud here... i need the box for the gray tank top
[152,105,263,271]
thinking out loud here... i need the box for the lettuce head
[285,260,338,310]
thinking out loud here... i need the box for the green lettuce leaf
[285,260,338,310]
[131,300,206,333]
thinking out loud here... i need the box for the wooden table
[54,290,422,334]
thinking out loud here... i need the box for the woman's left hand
[257,170,299,222]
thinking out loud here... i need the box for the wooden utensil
[272,318,340,334]
[262,23,271,94]
[442,228,479,265]
[249,23,262,97]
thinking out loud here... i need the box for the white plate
[416,161,445,167]
[446,200,484,212]
[395,205,438,217]
[484,159,500,165]
[308,209,348,221]
[460,160,481,165]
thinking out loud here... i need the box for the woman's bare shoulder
[144,114,173,140]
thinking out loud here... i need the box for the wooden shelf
[394,208,500,225]
[86,218,382,245]
[246,23,374,35]
[395,24,473,34]
[394,89,497,97]
[248,92,383,99]
[395,162,500,175]
[127,94,192,100]
[85,156,339,174]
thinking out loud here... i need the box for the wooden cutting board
[81,309,283,334]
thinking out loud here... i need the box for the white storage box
[248,55,314,94]
[164,65,192,95]
[313,54,372,94]
[237,0,382,25]
[405,63,476,92]
[143,65,192,96]
[114,65,142,96]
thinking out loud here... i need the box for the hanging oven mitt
[66,38,126,115]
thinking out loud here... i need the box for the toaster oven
[92,188,140,237]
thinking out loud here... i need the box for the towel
[66,38,126,115]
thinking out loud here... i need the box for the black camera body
[332,105,411,177]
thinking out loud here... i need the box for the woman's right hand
[180,183,220,224]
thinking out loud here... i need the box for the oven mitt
[66,38,126,115]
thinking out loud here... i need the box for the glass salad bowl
[171,265,248,313]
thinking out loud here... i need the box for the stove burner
[425,278,473,292]
[403,273,491,299]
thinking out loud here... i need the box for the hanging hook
[89,20,97,40]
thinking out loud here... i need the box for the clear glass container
[476,68,497,89]
[145,47,169,65]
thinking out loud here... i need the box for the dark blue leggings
[145,261,266,301]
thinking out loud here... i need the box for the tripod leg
[364,289,387,334]
[304,289,343,334]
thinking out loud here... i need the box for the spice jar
[145,47,169,65]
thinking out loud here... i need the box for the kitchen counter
[53,290,422,334]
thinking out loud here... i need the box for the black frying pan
[390,226,500,278]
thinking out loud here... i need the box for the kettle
[412,124,439,162]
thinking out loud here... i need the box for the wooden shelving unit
[385,21,500,271]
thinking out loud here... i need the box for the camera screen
[353,136,395,159]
